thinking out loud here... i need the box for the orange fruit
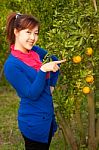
[85,76,94,83]
[82,86,90,94]
[73,56,82,63]
[86,48,93,56]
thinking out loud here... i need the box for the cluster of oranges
[72,47,93,64]
[72,48,94,94]
[83,75,94,94]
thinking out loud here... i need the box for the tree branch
[92,0,97,12]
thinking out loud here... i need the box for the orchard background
[0,0,99,149]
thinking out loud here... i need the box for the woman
[4,12,65,150]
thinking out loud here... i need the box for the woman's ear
[14,28,19,36]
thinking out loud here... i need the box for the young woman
[4,12,66,150]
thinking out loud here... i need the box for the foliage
[46,1,98,114]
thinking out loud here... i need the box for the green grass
[0,86,65,150]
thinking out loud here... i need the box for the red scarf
[11,45,50,78]
[11,44,42,71]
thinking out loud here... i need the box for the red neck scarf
[11,44,42,71]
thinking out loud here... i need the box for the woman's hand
[40,59,66,72]
[50,86,55,94]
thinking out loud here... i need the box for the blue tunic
[4,46,59,143]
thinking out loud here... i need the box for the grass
[0,86,65,150]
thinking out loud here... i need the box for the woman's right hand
[40,59,66,72]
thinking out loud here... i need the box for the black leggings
[22,125,52,150]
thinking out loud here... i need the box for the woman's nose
[30,34,35,40]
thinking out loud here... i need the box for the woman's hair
[6,12,40,45]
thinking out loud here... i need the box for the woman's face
[14,26,39,53]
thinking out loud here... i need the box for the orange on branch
[86,48,93,56]
[73,56,82,63]
[82,86,90,94]
[85,75,94,83]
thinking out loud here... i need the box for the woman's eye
[35,32,39,35]
[27,31,31,34]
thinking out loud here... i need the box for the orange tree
[45,1,99,150]
[0,0,99,149]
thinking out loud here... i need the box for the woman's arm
[33,46,60,87]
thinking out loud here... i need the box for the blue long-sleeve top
[4,46,59,143]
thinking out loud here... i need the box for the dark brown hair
[6,12,40,45]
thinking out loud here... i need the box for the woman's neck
[14,43,29,54]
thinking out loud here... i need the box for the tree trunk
[0,66,4,82]
[74,100,85,146]
[59,125,69,150]
[94,38,99,148]
[96,117,99,148]
[56,110,78,150]
[88,91,96,150]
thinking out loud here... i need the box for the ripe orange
[85,76,94,83]
[86,48,93,56]
[82,86,90,94]
[73,56,82,63]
